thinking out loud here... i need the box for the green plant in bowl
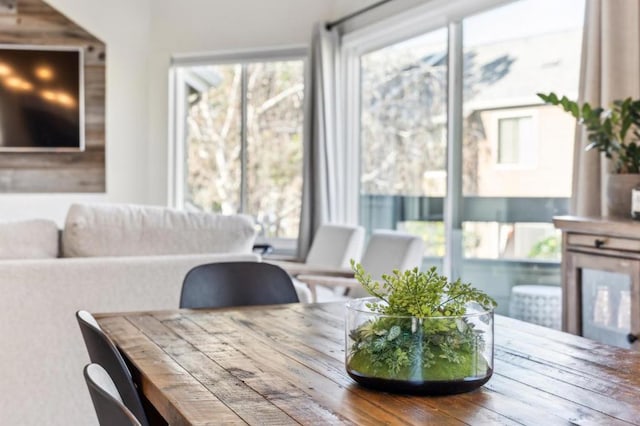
[345,262,497,394]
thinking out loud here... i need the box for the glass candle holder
[346,297,494,395]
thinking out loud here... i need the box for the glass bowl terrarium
[345,264,495,395]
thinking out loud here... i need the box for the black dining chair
[179,261,299,309]
[84,363,142,426]
[76,311,149,426]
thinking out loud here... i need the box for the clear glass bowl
[345,297,494,395]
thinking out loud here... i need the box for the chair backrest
[351,230,425,298]
[84,364,141,426]
[180,261,299,309]
[76,311,148,426]
[305,224,365,268]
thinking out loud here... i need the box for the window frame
[169,46,307,251]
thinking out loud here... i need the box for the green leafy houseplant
[537,93,640,173]
[345,261,497,394]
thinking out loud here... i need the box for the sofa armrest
[295,274,360,302]
[265,260,353,278]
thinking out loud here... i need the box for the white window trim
[171,45,308,67]
[168,45,307,210]
[341,0,516,55]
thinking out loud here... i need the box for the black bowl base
[347,368,493,395]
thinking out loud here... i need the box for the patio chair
[266,224,365,301]
[297,229,425,298]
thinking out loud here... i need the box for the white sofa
[0,203,268,426]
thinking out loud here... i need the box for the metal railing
[360,194,569,230]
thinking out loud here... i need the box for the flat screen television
[0,45,84,152]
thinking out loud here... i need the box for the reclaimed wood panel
[97,303,640,426]
[0,0,105,193]
[0,145,104,192]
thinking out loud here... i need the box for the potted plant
[538,93,640,217]
[345,262,496,395]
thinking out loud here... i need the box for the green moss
[348,346,488,382]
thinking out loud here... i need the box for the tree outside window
[181,59,304,243]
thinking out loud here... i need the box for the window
[172,51,304,251]
[360,28,448,258]
[461,0,581,276]
[497,116,533,165]
[348,0,585,313]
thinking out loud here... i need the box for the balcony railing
[360,194,570,230]
[360,194,568,315]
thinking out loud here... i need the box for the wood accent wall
[0,0,105,193]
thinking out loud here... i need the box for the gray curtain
[572,0,640,216]
[297,23,343,259]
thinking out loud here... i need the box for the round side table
[509,285,562,330]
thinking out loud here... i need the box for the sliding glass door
[459,0,583,308]
[353,0,585,313]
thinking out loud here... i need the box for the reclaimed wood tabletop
[96,302,640,425]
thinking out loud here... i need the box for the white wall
[0,0,385,223]
[48,0,152,208]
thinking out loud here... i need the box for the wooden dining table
[96,302,640,425]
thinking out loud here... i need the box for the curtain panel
[573,0,640,216]
[297,23,344,259]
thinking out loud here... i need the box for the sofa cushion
[62,203,257,257]
[0,219,59,259]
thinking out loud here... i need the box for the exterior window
[174,57,304,250]
[497,116,533,165]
